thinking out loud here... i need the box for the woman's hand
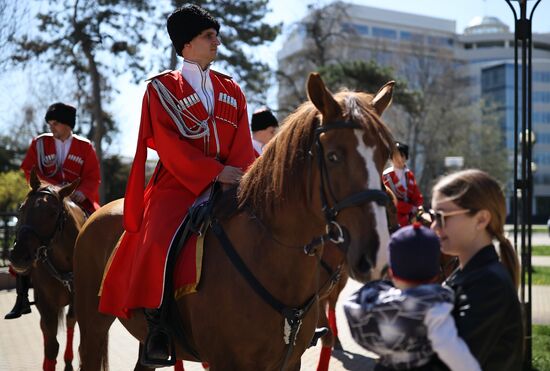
[218,166,244,185]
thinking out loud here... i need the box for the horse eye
[327,152,340,163]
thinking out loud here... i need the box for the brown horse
[74,73,396,371]
[8,169,86,371]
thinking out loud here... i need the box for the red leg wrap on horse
[316,346,332,371]
[202,361,210,369]
[43,358,57,371]
[328,308,338,338]
[174,360,184,371]
[64,327,75,361]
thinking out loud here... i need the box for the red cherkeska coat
[99,70,255,318]
[20,133,101,213]
[383,166,423,227]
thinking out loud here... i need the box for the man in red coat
[5,102,101,320]
[98,5,255,366]
[383,142,423,228]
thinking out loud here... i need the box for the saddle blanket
[173,234,204,300]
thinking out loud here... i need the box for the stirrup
[139,328,177,367]
[309,327,329,348]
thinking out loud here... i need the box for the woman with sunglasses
[428,169,522,371]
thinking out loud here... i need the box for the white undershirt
[394,167,407,190]
[54,134,73,167]
[181,59,214,115]
[252,138,263,155]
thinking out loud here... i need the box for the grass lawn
[533,325,550,371]
[533,245,550,256]
[532,266,550,285]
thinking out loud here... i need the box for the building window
[534,71,550,82]
[341,22,369,36]
[372,27,397,40]
[427,36,454,47]
[534,92,550,103]
[400,31,424,44]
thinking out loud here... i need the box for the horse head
[306,73,395,282]
[9,168,79,274]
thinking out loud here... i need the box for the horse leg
[39,308,60,371]
[316,299,332,371]
[328,303,342,351]
[63,304,76,371]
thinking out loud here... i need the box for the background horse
[74,73,396,371]
[8,169,86,371]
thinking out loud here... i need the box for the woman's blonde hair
[433,169,520,288]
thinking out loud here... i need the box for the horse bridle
[303,120,389,255]
[14,188,73,292]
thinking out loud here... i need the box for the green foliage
[0,170,27,211]
[533,246,550,256]
[532,266,550,285]
[319,60,421,114]
[533,325,550,371]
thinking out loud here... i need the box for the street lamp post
[505,1,541,369]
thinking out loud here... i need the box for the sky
[3,0,550,158]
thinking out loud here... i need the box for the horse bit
[15,188,73,292]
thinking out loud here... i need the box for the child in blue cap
[344,223,481,371]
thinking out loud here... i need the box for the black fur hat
[167,4,220,56]
[44,102,76,129]
[395,141,409,159]
[251,108,278,132]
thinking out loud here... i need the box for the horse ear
[59,178,80,200]
[30,167,41,191]
[371,81,395,116]
[307,72,342,122]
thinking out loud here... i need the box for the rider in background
[98,4,255,366]
[383,141,423,227]
[251,107,278,156]
[428,169,522,370]
[5,102,100,320]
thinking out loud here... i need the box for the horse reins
[15,188,73,292]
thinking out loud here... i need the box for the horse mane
[238,90,394,220]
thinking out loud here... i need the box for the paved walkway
[0,280,378,371]
[1,232,549,370]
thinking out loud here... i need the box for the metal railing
[0,212,18,268]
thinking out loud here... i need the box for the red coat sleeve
[223,83,255,170]
[407,171,424,207]
[77,143,101,206]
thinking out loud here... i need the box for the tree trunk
[81,45,105,204]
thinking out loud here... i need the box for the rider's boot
[140,308,176,367]
[5,274,32,319]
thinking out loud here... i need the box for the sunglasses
[426,208,474,228]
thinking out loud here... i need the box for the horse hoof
[64,362,73,371]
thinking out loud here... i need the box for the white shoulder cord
[36,138,60,177]
[150,79,210,140]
